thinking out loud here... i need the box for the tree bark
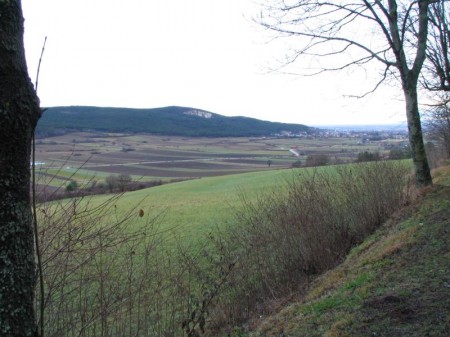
[0,1,41,336]
[403,83,433,186]
[390,0,433,187]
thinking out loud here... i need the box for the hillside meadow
[45,167,304,243]
[37,165,307,337]
[49,160,408,242]
[35,159,416,337]
[250,165,450,337]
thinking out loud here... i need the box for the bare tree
[258,0,436,186]
[422,1,450,91]
[117,173,132,192]
[0,1,41,336]
[424,93,450,158]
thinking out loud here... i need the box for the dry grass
[249,166,450,337]
[432,163,450,185]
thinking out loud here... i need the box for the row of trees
[1,1,450,336]
[292,147,412,168]
[66,174,132,193]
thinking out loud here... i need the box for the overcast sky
[22,0,408,126]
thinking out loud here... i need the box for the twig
[35,36,47,92]
[33,35,47,337]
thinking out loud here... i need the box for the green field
[37,166,302,337]
[40,157,413,244]
[37,158,419,337]
[63,167,298,243]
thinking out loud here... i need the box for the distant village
[274,126,409,142]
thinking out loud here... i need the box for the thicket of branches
[420,2,450,167]
[422,1,450,92]
[424,93,450,165]
[199,161,412,334]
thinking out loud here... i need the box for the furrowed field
[34,132,402,187]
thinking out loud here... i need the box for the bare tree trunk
[0,1,41,336]
[392,0,432,187]
[404,84,432,186]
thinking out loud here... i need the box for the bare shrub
[304,154,330,167]
[35,187,224,337]
[424,95,450,161]
[356,151,381,162]
[35,184,211,337]
[204,160,412,330]
[33,161,210,337]
[36,193,156,337]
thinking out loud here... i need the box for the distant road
[41,155,279,169]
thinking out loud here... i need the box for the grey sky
[23,0,407,126]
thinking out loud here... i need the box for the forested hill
[36,106,314,137]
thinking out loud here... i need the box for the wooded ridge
[36,106,314,137]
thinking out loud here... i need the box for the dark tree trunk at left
[0,1,41,336]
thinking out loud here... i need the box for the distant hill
[36,106,315,137]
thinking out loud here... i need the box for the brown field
[34,131,392,185]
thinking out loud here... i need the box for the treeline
[36,174,190,202]
[36,106,314,137]
[292,147,412,168]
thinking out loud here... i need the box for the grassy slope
[251,166,450,337]
[87,168,295,243]
[63,161,411,244]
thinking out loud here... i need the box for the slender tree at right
[258,0,444,186]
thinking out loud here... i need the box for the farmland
[34,130,411,251]
[34,131,406,187]
[33,129,419,337]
